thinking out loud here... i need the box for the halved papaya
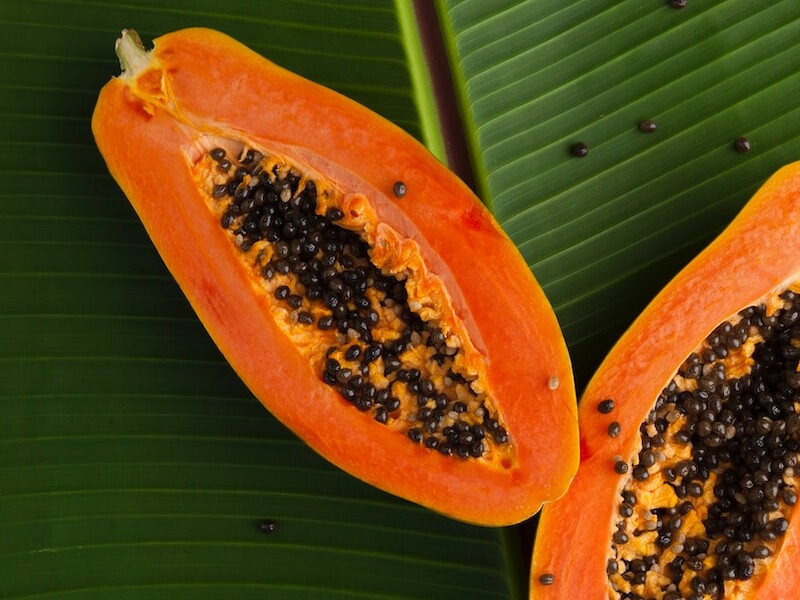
[530,164,800,596]
[91,28,578,526]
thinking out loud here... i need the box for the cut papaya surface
[91,28,578,526]
[531,163,800,597]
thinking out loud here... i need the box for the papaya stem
[115,29,150,76]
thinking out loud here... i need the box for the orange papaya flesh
[531,163,800,598]
[91,28,578,526]
[200,142,513,464]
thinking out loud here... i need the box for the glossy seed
[407,428,423,444]
[392,180,407,198]
[317,315,335,330]
[366,404,384,424]
[538,573,555,586]
[326,207,344,221]
[258,519,277,534]
[598,399,615,414]
[734,136,752,153]
[571,142,589,158]
[607,559,619,575]
[638,119,657,133]
[493,427,509,444]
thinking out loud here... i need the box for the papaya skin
[530,162,800,596]
[91,28,578,526]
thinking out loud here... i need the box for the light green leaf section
[0,1,521,599]
[438,0,800,385]
[394,0,447,163]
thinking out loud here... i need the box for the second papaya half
[532,164,800,597]
[91,28,578,526]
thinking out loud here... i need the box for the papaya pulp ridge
[92,28,578,526]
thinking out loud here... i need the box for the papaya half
[91,28,578,526]
[530,163,800,597]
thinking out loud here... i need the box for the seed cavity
[196,142,511,465]
[608,287,800,599]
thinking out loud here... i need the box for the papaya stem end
[115,29,150,77]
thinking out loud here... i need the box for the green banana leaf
[2,0,800,598]
[439,0,800,383]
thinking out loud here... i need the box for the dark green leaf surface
[438,0,800,385]
[7,0,800,596]
[0,1,520,598]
